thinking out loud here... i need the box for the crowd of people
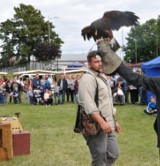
[106,72,148,105]
[0,73,81,106]
[0,70,149,106]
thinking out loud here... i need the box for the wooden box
[0,123,13,160]
[12,131,30,156]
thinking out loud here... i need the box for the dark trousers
[44,98,53,105]
[54,93,60,104]
[130,89,139,104]
[0,93,4,104]
[59,89,66,104]
[124,90,129,103]
[66,88,74,102]
[139,87,147,105]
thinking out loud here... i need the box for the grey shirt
[78,68,116,130]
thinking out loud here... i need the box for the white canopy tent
[13,69,87,80]
[56,68,87,75]
[14,70,57,76]
[0,72,8,75]
[13,70,58,80]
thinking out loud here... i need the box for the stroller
[12,91,20,104]
[33,89,44,105]
[113,88,125,105]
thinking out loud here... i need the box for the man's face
[35,74,39,79]
[61,75,65,79]
[88,55,103,72]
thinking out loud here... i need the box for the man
[32,74,41,90]
[57,75,68,104]
[66,75,75,103]
[97,38,160,149]
[78,51,121,166]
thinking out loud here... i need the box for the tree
[0,3,63,67]
[33,42,61,61]
[123,16,160,63]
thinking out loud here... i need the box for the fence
[0,62,43,73]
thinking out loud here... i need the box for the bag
[73,105,101,135]
[117,88,124,96]
[81,107,101,135]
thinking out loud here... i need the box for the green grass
[0,103,159,166]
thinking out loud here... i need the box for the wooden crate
[0,123,13,160]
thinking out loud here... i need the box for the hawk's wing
[101,10,139,30]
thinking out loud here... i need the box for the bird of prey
[82,10,139,51]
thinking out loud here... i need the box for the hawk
[82,10,139,51]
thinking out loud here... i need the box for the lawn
[0,103,159,166]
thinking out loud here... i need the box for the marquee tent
[141,57,160,76]
[141,56,160,102]
[67,61,84,70]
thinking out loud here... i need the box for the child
[144,96,157,115]
[23,83,30,104]
[28,86,34,105]
[44,89,53,106]
[54,81,60,105]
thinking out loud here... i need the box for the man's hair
[87,50,101,62]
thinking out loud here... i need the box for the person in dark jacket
[97,38,160,148]
[32,74,41,90]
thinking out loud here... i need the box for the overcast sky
[0,0,159,57]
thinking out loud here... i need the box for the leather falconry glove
[97,38,122,75]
